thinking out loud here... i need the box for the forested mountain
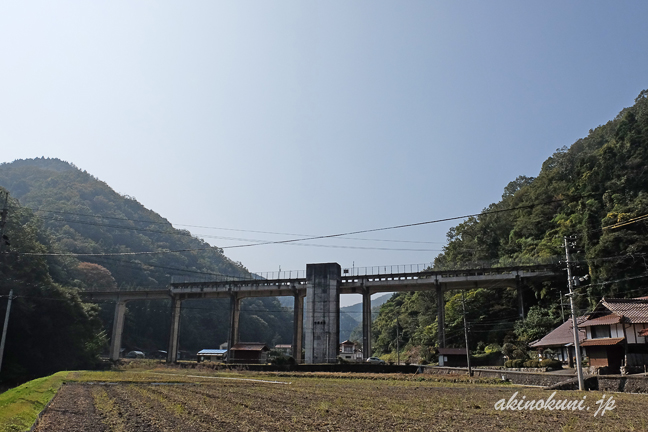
[0,159,294,378]
[372,89,648,362]
[339,293,392,342]
[0,189,105,382]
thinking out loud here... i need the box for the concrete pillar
[227,293,241,361]
[167,296,182,363]
[305,263,341,364]
[516,275,524,319]
[362,289,372,359]
[436,280,445,348]
[292,292,304,363]
[110,299,127,361]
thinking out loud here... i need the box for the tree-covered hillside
[0,159,294,369]
[372,90,648,362]
[0,189,105,382]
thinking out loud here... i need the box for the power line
[4,197,571,257]
[603,213,648,230]
[34,209,447,245]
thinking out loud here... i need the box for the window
[591,325,611,339]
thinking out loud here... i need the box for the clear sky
[1,2,647,305]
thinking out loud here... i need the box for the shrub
[271,355,296,366]
[540,359,562,369]
[523,359,540,368]
[505,359,524,368]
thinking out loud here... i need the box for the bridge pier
[516,275,524,319]
[167,296,182,363]
[292,292,304,363]
[110,299,127,361]
[362,289,372,359]
[436,280,445,348]
[227,293,241,361]
[305,263,341,364]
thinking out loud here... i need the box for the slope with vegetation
[0,159,294,383]
[372,89,648,362]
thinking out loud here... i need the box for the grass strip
[0,371,70,432]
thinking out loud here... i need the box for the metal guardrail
[170,258,563,285]
[341,257,561,278]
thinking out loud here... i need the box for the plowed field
[33,374,648,431]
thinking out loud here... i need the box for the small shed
[438,347,469,367]
[229,342,270,364]
[197,349,227,362]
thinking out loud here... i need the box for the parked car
[125,350,145,359]
[366,357,386,365]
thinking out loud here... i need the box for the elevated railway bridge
[82,262,562,364]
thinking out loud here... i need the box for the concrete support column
[362,289,372,359]
[167,296,182,363]
[227,293,241,361]
[110,299,127,361]
[305,263,341,364]
[436,280,446,348]
[516,275,524,319]
[292,292,304,363]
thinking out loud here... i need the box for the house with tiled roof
[578,297,648,374]
[338,340,363,362]
[529,317,587,367]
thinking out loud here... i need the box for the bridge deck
[80,264,560,302]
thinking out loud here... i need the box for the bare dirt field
[33,372,648,431]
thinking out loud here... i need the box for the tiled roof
[579,313,622,327]
[602,297,648,323]
[580,337,625,347]
[529,317,587,348]
[580,297,648,327]
[230,343,269,351]
[438,348,469,355]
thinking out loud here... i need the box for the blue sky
[1,2,647,304]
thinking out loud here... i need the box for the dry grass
[6,366,648,431]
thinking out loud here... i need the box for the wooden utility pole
[564,235,585,391]
[0,192,10,373]
[461,290,472,376]
[396,316,400,365]
[0,191,8,254]
[0,290,13,373]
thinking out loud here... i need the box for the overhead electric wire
[4,197,571,257]
[33,208,447,245]
[602,213,648,230]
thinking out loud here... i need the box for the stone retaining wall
[425,366,570,387]
[175,362,420,374]
[598,375,648,393]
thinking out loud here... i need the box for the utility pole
[0,191,8,254]
[0,289,13,373]
[396,316,400,366]
[564,235,585,391]
[461,290,472,377]
[0,192,12,373]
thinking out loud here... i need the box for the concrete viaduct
[82,262,560,364]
